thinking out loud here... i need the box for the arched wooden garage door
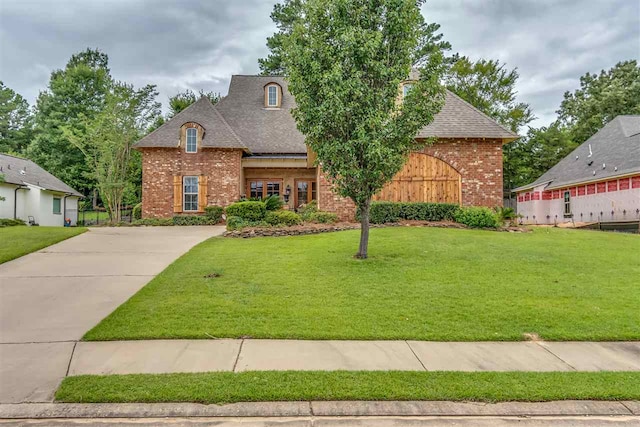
[373,153,461,204]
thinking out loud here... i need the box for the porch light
[284,185,291,203]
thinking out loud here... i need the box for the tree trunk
[355,198,371,259]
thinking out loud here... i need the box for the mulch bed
[223,220,529,238]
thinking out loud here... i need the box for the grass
[55,371,640,404]
[0,226,87,264]
[84,227,640,341]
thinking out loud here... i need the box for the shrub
[172,215,218,226]
[265,210,303,226]
[454,207,500,228]
[263,195,285,211]
[365,201,460,224]
[132,218,173,226]
[297,200,318,221]
[226,201,266,221]
[399,203,460,221]
[0,218,26,227]
[307,211,338,224]
[132,203,142,220]
[494,206,516,222]
[204,205,224,223]
[367,202,402,224]
[226,216,246,231]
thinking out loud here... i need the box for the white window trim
[267,85,278,107]
[563,191,571,216]
[52,197,62,215]
[183,176,199,212]
[186,128,198,153]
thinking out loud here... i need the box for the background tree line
[0,48,220,218]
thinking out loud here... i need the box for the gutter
[512,180,553,193]
[63,194,71,225]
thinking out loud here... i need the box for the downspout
[13,186,27,219]
[63,194,71,226]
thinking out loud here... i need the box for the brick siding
[316,168,356,222]
[141,148,242,218]
[421,138,503,207]
[317,138,504,221]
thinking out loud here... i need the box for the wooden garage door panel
[373,153,461,204]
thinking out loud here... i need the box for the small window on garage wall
[563,191,571,216]
[53,197,61,214]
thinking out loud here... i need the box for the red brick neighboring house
[134,75,518,221]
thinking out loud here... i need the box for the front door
[295,180,317,208]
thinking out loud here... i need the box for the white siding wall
[0,183,80,226]
[517,176,640,224]
[38,191,64,226]
[0,184,17,219]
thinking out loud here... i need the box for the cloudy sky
[1,0,638,128]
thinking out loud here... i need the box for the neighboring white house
[0,154,82,226]
[515,116,640,225]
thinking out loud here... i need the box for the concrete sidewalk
[67,339,640,375]
[0,227,224,404]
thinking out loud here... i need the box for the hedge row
[363,201,460,224]
[0,218,26,227]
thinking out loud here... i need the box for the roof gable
[0,154,82,197]
[515,116,640,191]
[417,91,518,140]
[215,76,306,154]
[134,96,247,150]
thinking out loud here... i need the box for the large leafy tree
[259,0,454,75]
[283,0,445,258]
[64,82,160,222]
[444,57,535,199]
[27,49,111,196]
[557,60,640,144]
[504,125,577,191]
[445,57,533,133]
[0,82,33,154]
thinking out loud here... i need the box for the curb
[1,401,638,419]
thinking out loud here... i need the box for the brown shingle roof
[134,76,518,152]
[215,75,307,154]
[417,91,518,140]
[134,97,247,150]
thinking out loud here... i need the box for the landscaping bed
[223,220,529,238]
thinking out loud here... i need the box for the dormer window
[186,127,197,153]
[264,83,282,108]
[402,83,414,99]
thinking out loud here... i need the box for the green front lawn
[56,371,640,404]
[84,227,640,341]
[0,226,87,264]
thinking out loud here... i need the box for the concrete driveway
[0,226,224,403]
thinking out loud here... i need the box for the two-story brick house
[134,75,518,221]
